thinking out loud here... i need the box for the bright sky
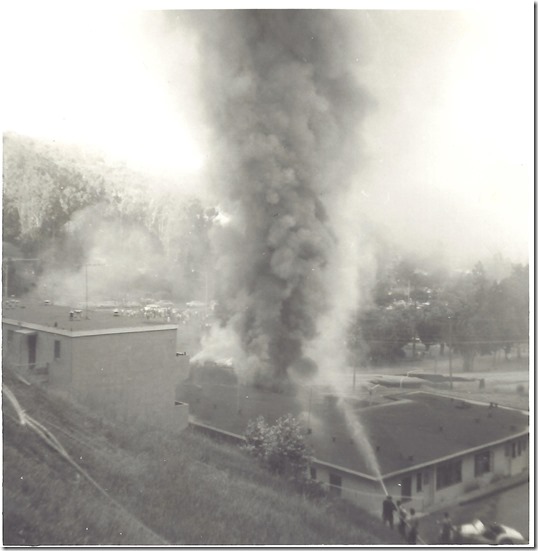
[1,3,533,263]
[1,7,204,175]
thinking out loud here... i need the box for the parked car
[453,519,526,545]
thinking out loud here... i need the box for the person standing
[382,495,397,529]
[438,512,454,544]
[407,508,419,544]
[396,500,407,538]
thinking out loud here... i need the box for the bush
[244,414,311,479]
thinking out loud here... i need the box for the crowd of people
[382,495,455,545]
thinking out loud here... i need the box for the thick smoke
[188,11,372,387]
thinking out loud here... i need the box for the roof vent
[332,436,336,443]
[376,445,381,452]
[307,428,312,435]
[408,455,414,462]
[439,426,444,432]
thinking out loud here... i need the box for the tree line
[347,258,529,371]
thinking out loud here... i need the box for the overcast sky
[1,3,532,266]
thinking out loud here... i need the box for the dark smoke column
[190,11,369,389]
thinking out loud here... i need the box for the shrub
[244,414,311,479]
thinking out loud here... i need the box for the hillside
[2,132,215,302]
[2,369,400,546]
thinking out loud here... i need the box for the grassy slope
[3,371,400,546]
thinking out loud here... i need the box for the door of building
[28,334,37,367]
[401,475,412,502]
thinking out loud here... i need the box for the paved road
[417,482,530,545]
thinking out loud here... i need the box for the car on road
[453,519,526,545]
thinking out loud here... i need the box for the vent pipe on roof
[439,426,443,432]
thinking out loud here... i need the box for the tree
[349,306,414,365]
[244,415,310,479]
[441,262,491,371]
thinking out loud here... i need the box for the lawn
[3,369,401,546]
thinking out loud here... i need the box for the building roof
[306,392,529,478]
[2,301,177,334]
[177,381,529,480]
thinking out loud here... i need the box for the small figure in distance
[382,495,397,529]
[396,499,407,539]
[407,508,419,544]
[438,511,454,544]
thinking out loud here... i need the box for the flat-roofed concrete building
[306,392,529,512]
[3,301,188,432]
[178,380,528,512]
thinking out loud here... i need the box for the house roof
[306,392,529,478]
[2,301,177,334]
[177,381,529,480]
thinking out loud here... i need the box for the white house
[306,392,529,512]
[178,379,528,512]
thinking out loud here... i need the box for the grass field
[3,369,401,546]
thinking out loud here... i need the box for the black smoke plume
[187,11,371,388]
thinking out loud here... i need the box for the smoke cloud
[186,11,373,387]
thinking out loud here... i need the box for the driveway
[417,481,530,544]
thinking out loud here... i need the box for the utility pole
[448,316,453,390]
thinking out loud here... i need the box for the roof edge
[380,429,529,480]
[3,318,178,337]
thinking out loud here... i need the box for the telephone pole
[448,316,453,390]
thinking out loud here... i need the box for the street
[417,481,530,544]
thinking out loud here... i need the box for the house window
[423,470,430,485]
[329,473,342,497]
[310,466,317,480]
[511,442,517,458]
[416,472,423,493]
[521,436,527,452]
[474,451,491,476]
[54,340,61,360]
[436,459,462,489]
